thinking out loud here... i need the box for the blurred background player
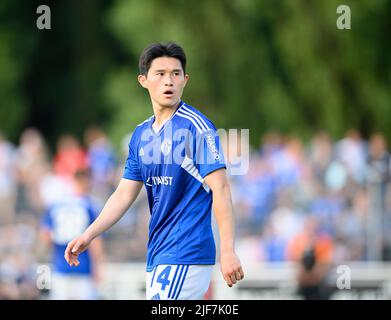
[39,168,104,300]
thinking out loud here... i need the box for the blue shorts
[146,264,213,300]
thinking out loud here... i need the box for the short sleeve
[123,131,143,181]
[194,122,226,178]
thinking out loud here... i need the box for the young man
[65,42,244,300]
[41,169,104,299]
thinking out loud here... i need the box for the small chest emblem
[161,138,172,156]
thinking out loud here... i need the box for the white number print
[52,205,89,244]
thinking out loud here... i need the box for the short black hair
[138,42,187,76]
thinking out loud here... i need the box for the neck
[152,100,181,130]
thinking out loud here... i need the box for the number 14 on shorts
[146,264,213,300]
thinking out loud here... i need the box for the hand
[220,251,244,287]
[64,234,92,267]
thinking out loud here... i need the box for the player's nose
[164,74,174,86]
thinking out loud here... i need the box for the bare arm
[64,178,143,266]
[204,168,244,287]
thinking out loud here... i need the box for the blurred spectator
[334,188,368,262]
[1,125,391,300]
[0,252,39,299]
[324,160,348,192]
[39,168,104,299]
[286,217,334,263]
[308,131,333,182]
[335,129,367,185]
[259,130,284,158]
[286,217,334,300]
[308,183,345,237]
[235,155,277,235]
[260,223,287,262]
[84,126,117,201]
[53,135,89,180]
[272,136,306,190]
[15,128,50,217]
[365,133,391,260]
[0,218,40,299]
[366,133,390,205]
[0,132,17,225]
[269,191,304,244]
[259,190,304,262]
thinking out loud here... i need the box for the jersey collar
[150,100,184,135]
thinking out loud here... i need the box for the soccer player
[65,42,244,300]
[41,169,104,299]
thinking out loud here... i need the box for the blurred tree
[0,0,119,150]
[24,0,118,150]
[0,0,36,142]
[0,0,389,150]
[103,0,391,147]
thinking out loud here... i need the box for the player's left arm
[204,168,244,287]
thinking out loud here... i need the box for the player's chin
[159,97,179,108]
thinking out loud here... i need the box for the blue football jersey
[41,196,98,274]
[123,101,226,271]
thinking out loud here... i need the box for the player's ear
[138,74,148,88]
[183,74,189,86]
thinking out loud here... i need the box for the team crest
[161,138,172,156]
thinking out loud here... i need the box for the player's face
[138,57,189,108]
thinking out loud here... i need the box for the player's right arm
[64,178,143,266]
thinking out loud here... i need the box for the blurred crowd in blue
[0,127,390,299]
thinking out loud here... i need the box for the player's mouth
[163,90,174,97]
